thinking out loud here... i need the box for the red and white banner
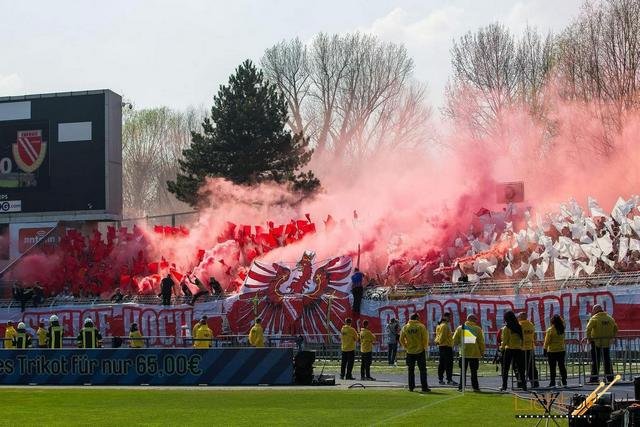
[2,285,638,346]
[361,285,640,339]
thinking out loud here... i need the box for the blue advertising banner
[0,348,293,386]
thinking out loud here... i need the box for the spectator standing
[13,322,32,349]
[36,321,47,348]
[47,315,64,349]
[159,274,174,306]
[435,312,455,385]
[386,318,401,366]
[518,312,540,388]
[351,268,364,314]
[359,320,376,381]
[76,318,102,349]
[400,313,431,392]
[544,314,567,388]
[129,323,144,348]
[110,288,124,303]
[249,318,265,347]
[452,314,485,391]
[587,304,618,382]
[4,321,17,349]
[500,311,527,391]
[340,318,358,380]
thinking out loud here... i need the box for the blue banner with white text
[0,348,293,386]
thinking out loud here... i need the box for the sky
[0,0,584,111]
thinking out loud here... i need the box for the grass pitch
[0,388,541,426]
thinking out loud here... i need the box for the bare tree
[445,23,555,141]
[122,106,202,217]
[555,0,640,155]
[262,33,431,163]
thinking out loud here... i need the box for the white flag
[554,258,574,280]
[618,238,629,262]
[589,197,609,218]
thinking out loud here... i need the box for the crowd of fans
[4,197,640,305]
[433,196,640,283]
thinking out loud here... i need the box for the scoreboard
[0,90,122,222]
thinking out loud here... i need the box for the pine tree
[167,60,320,206]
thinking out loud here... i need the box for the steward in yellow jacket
[399,313,431,392]
[544,314,567,387]
[4,321,17,349]
[452,314,485,390]
[587,305,617,382]
[435,312,454,385]
[452,317,485,358]
[340,318,358,380]
[249,318,265,347]
[586,309,618,348]
[193,316,213,348]
[129,323,144,348]
[36,322,47,348]
[518,312,539,388]
[359,320,376,380]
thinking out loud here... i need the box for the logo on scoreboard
[0,200,21,213]
[12,130,47,173]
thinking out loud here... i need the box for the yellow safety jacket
[543,326,565,353]
[4,326,16,349]
[129,331,144,348]
[400,320,429,354]
[360,328,375,353]
[193,325,213,348]
[435,322,453,347]
[500,326,523,350]
[36,327,47,347]
[519,320,536,350]
[586,312,618,347]
[452,321,485,358]
[249,324,265,347]
[340,325,358,352]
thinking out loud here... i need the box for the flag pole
[461,326,465,395]
[357,244,361,269]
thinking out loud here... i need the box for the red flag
[324,215,335,230]
[147,262,159,274]
[119,275,131,286]
[242,225,252,238]
[170,269,184,283]
[153,225,163,234]
[159,259,169,270]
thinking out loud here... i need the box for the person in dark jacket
[159,274,175,306]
